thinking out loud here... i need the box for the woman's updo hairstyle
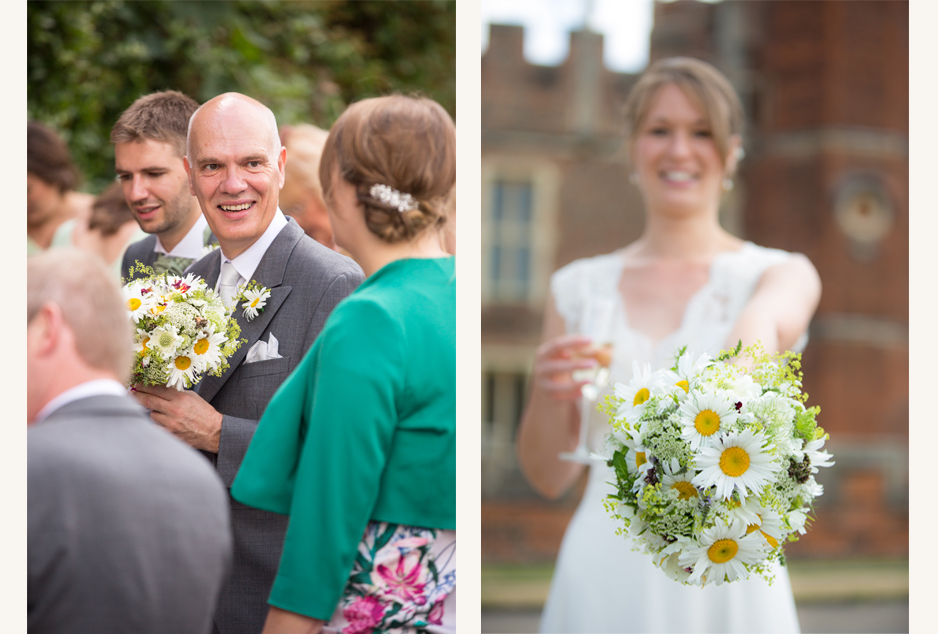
[622,57,744,167]
[319,95,456,244]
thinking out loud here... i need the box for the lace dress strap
[708,242,794,320]
[550,252,624,334]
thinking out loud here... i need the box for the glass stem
[577,391,592,456]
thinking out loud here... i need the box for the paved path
[482,599,909,633]
[481,559,910,633]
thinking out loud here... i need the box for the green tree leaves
[28,0,455,192]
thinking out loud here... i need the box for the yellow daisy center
[747,517,779,548]
[762,531,779,549]
[635,451,647,469]
[150,304,166,315]
[676,380,689,393]
[719,446,751,477]
[127,297,142,311]
[251,298,260,307]
[694,409,721,436]
[672,481,698,500]
[194,338,210,355]
[140,336,150,353]
[174,356,191,371]
[633,388,650,406]
[707,538,738,564]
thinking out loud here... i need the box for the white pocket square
[245,333,282,364]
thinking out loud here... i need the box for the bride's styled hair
[623,57,744,166]
[319,95,456,244]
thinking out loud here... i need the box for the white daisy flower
[656,538,694,583]
[190,328,227,372]
[168,273,201,298]
[786,508,809,535]
[147,325,184,361]
[679,519,767,586]
[800,477,824,499]
[122,285,157,323]
[132,328,154,359]
[692,429,779,500]
[679,391,739,449]
[721,495,763,526]
[728,372,763,401]
[241,287,271,320]
[797,437,835,473]
[149,298,169,317]
[166,351,199,391]
[617,427,652,482]
[614,361,665,423]
[661,467,700,502]
[744,507,784,550]
[672,349,713,393]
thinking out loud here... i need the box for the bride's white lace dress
[540,242,802,634]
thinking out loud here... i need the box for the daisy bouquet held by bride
[600,342,833,587]
[122,265,244,390]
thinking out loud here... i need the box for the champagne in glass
[559,298,616,463]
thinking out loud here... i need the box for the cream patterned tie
[217,261,242,309]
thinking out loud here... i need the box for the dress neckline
[613,241,753,355]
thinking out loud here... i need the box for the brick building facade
[481,0,908,564]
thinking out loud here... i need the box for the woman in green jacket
[231,95,456,634]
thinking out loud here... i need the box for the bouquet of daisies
[122,265,244,390]
[601,342,833,587]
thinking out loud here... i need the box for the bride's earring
[722,177,734,191]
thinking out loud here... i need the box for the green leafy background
[28,0,456,193]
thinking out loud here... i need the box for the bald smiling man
[131,93,364,634]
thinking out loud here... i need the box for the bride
[516,57,821,633]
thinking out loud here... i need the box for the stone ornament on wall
[832,173,895,260]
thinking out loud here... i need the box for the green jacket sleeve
[266,297,405,620]
[230,351,313,515]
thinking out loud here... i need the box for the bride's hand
[533,334,597,401]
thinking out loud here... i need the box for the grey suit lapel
[187,248,223,289]
[195,221,303,404]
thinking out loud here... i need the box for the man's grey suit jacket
[28,394,233,634]
[120,234,159,281]
[187,217,364,634]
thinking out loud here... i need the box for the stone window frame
[481,155,560,307]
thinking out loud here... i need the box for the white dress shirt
[154,215,210,259]
[33,379,129,425]
[216,209,288,291]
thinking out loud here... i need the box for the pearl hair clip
[369,184,418,213]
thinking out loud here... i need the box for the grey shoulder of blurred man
[28,248,232,634]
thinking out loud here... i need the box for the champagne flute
[559,297,616,463]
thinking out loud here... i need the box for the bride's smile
[632,83,738,216]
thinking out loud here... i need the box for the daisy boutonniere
[235,281,272,321]
[200,242,220,258]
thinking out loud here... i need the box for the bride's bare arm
[727,253,821,354]
[516,293,596,499]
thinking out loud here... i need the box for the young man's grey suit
[120,234,159,279]
[186,217,364,634]
[28,394,233,634]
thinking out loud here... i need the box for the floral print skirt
[324,522,456,634]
